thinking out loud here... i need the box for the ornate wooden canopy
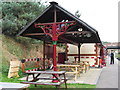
[17,1,101,45]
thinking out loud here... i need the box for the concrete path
[66,68,102,84]
[96,57,119,88]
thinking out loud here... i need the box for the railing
[21,58,51,73]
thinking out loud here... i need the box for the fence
[21,58,51,72]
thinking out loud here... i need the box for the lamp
[78,28,83,31]
[86,33,91,37]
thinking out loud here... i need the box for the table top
[57,64,80,67]
[73,61,89,63]
[80,61,89,62]
[25,71,66,74]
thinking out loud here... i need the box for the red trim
[28,59,30,61]
[27,70,30,72]
[75,56,95,58]
[68,54,97,56]
[23,58,41,62]
[21,58,43,72]
[92,65,95,67]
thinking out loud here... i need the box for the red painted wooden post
[53,41,57,71]
[21,63,25,72]
[52,22,58,72]
[52,41,58,82]
[52,22,58,83]
[21,59,25,73]
[36,58,40,68]
[36,60,39,68]
[95,43,98,65]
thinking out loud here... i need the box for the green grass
[28,83,96,89]
[1,74,24,83]
[115,53,120,58]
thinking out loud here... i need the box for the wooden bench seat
[57,64,81,81]
[22,81,65,86]
[21,71,67,88]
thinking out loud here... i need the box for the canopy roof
[17,2,101,45]
[107,46,120,49]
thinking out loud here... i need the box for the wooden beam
[35,21,75,26]
[59,36,78,45]
[54,7,56,23]
[24,33,45,36]
[67,54,97,56]
[65,31,90,34]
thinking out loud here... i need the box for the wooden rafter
[23,33,45,36]
[59,36,78,45]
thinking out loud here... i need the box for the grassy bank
[1,35,43,78]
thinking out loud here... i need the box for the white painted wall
[67,43,100,66]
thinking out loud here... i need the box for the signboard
[8,61,20,78]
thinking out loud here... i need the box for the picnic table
[81,61,90,70]
[74,57,90,70]
[21,71,67,88]
[57,64,82,81]
[70,62,87,73]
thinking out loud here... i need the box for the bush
[2,2,47,36]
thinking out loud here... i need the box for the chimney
[50,1,58,5]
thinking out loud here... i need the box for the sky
[43,0,119,42]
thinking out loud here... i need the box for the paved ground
[96,57,119,88]
[0,82,30,90]
[66,68,102,84]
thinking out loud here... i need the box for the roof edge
[17,4,53,36]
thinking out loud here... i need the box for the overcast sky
[44,0,119,42]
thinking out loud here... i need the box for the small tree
[2,2,47,36]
